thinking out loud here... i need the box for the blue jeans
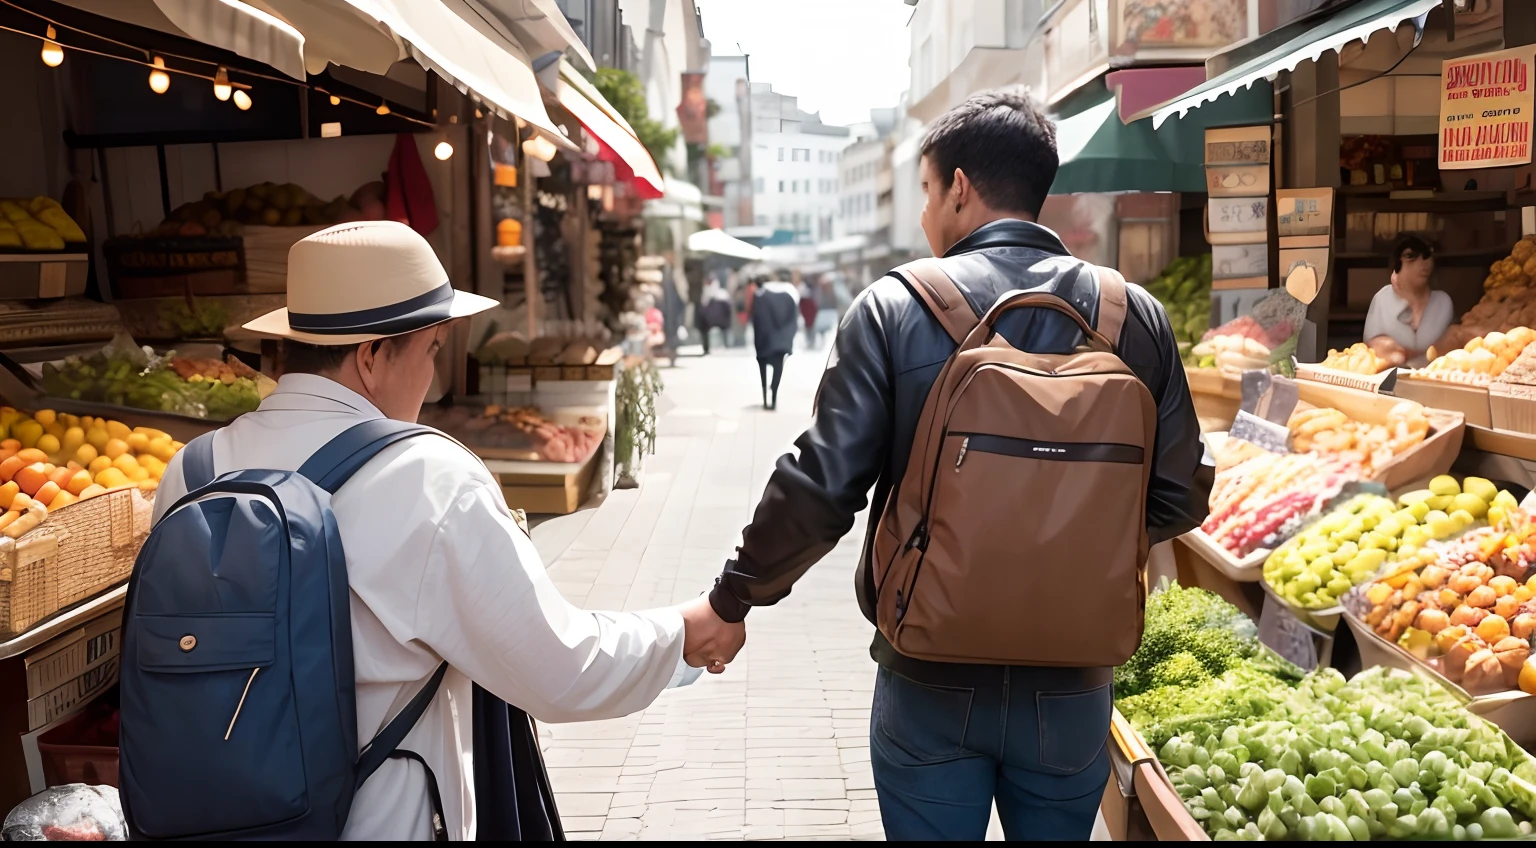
[870,666,1111,841]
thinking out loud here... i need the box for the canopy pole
[522,127,538,340]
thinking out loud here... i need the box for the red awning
[556,75,665,200]
[1105,67,1208,124]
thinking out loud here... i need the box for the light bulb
[148,56,170,94]
[522,136,558,162]
[329,95,340,106]
[40,26,62,68]
[376,103,390,116]
[233,89,252,111]
[434,141,454,161]
[213,67,231,101]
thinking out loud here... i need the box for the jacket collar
[943,219,1069,258]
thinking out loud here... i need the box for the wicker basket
[0,487,152,638]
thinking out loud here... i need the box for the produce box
[101,235,246,299]
[1393,372,1492,429]
[0,486,151,639]
[1185,367,1240,432]
[1179,526,1270,582]
[23,606,121,731]
[1294,361,1397,394]
[485,449,601,515]
[0,254,88,300]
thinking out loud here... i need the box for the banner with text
[1439,45,1536,170]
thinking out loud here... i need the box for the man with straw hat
[150,222,746,839]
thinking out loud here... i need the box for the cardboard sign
[1212,243,1268,280]
[1275,188,1335,238]
[1280,247,1331,305]
[1207,164,1271,197]
[1439,45,1536,170]
[1205,125,1272,165]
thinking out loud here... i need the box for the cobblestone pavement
[529,344,889,840]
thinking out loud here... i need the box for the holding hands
[677,596,746,674]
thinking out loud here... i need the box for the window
[795,148,810,162]
[754,177,764,193]
[778,180,785,193]
[756,215,769,226]
[778,147,785,161]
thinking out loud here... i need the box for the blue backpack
[119,419,449,840]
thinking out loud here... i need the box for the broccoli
[1115,583,1271,698]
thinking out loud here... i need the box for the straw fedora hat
[243,221,497,345]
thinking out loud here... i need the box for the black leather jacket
[708,220,1210,678]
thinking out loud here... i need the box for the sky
[692,0,915,127]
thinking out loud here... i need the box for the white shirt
[152,375,684,840]
[1363,285,1455,368]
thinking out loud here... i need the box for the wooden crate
[1393,372,1492,428]
[102,235,246,299]
[486,449,601,516]
[0,254,89,299]
[0,487,151,638]
[24,607,121,731]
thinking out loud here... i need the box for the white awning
[815,235,868,257]
[57,0,308,79]
[253,0,402,76]
[1149,0,1437,127]
[556,64,664,196]
[340,0,563,136]
[687,229,763,261]
[476,0,596,73]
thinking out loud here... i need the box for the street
[529,343,886,840]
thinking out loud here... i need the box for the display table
[0,585,124,813]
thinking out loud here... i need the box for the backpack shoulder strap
[180,431,218,491]
[355,661,450,788]
[1093,264,1130,351]
[892,258,979,345]
[297,418,438,494]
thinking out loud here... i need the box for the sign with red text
[1439,45,1536,170]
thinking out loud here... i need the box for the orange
[64,470,92,496]
[12,463,47,496]
[76,484,106,501]
[16,448,48,465]
[32,481,60,507]
[0,456,24,483]
[0,482,19,509]
[104,438,129,460]
[47,466,73,489]
[47,490,76,510]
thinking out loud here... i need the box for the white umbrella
[687,229,763,261]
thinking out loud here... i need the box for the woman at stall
[1364,235,1455,368]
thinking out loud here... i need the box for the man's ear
[951,168,968,213]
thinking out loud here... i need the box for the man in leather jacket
[704,90,1209,839]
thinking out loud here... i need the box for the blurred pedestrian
[751,277,799,410]
[700,90,1206,840]
[813,275,840,346]
[697,278,733,355]
[798,279,819,348]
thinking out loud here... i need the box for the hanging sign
[1439,45,1536,170]
[1207,196,1269,242]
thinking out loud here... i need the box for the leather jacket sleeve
[1134,293,1210,547]
[708,296,894,622]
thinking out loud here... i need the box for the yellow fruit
[1429,475,1462,497]
[0,408,19,429]
[33,409,55,428]
[1522,655,1536,695]
[148,437,175,462]
[42,422,63,440]
[61,427,85,452]
[139,455,165,480]
[12,420,42,449]
[125,433,149,453]
[133,426,171,441]
[103,438,129,460]
[137,478,158,493]
[84,427,109,451]
[74,444,98,466]
[94,467,130,489]
[87,456,112,475]
[105,420,131,441]
[76,484,106,500]
[64,470,92,496]
[59,413,79,430]
[128,466,149,482]
[112,454,139,474]
[35,434,59,457]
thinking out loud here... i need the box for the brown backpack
[872,258,1157,666]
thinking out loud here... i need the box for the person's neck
[1396,282,1430,307]
[947,212,1035,253]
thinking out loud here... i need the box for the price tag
[1258,593,1326,671]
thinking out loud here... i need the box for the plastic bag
[2,784,125,841]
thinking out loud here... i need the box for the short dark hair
[920,89,1058,218]
[1391,235,1435,273]
[281,339,389,375]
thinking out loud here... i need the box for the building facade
[706,54,753,230]
[749,83,850,246]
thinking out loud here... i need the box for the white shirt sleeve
[1363,286,1397,345]
[412,482,685,723]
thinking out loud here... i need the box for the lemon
[88,456,112,475]
[12,420,42,449]
[62,427,85,452]
[85,427,109,451]
[104,438,129,460]
[95,467,130,489]
[125,433,150,453]
[105,420,131,441]
[148,438,176,462]
[112,454,140,474]
[74,444,98,466]
[36,434,60,457]
[33,409,56,428]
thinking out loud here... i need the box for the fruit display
[1319,343,1392,375]
[0,196,86,251]
[416,404,606,463]
[1119,585,1536,841]
[1419,328,1536,386]
[1483,235,1536,293]
[1202,452,1361,557]
[1433,285,1536,356]
[1265,477,1513,611]
[1143,255,1212,363]
[0,407,177,500]
[1288,401,1429,476]
[41,340,271,421]
[143,180,384,238]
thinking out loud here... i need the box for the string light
[376,102,390,116]
[233,89,252,111]
[329,95,340,106]
[213,66,231,101]
[434,141,454,161]
[40,24,61,67]
[148,56,170,94]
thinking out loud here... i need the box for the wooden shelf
[1337,190,1509,214]
[1333,248,1505,268]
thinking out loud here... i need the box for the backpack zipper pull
[225,668,260,741]
[955,436,970,470]
[905,523,928,552]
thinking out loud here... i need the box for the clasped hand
[677,596,746,674]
